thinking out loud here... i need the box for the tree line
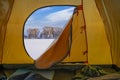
[24,26,63,39]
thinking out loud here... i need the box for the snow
[24,39,54,60]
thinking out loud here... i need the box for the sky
[24,6,75,35]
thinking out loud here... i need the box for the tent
[0,0,120,69]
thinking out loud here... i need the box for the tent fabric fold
[95,0,120,67]
[0,0,14,63]
[35,5,88,69]
[63,5,88,62]
[35,16,73,69]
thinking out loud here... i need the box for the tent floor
[0,65,120,80]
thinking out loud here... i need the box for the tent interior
[0,0,120,80]
[0,0,120,70]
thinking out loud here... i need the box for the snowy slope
[24,39,54,60]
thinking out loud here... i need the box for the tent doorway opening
[24,6,76,60]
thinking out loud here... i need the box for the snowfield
[24,39,54,60]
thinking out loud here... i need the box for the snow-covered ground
[24,39,54,60]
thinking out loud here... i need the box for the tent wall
[83,0,112,65]
[1,0,112,65]
[0,0,14,64]
[95,0,120,67]
[2,0,81,64]
[63,0,112,65]
[63,5,88,62]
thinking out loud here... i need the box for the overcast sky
[24,6,75,35]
